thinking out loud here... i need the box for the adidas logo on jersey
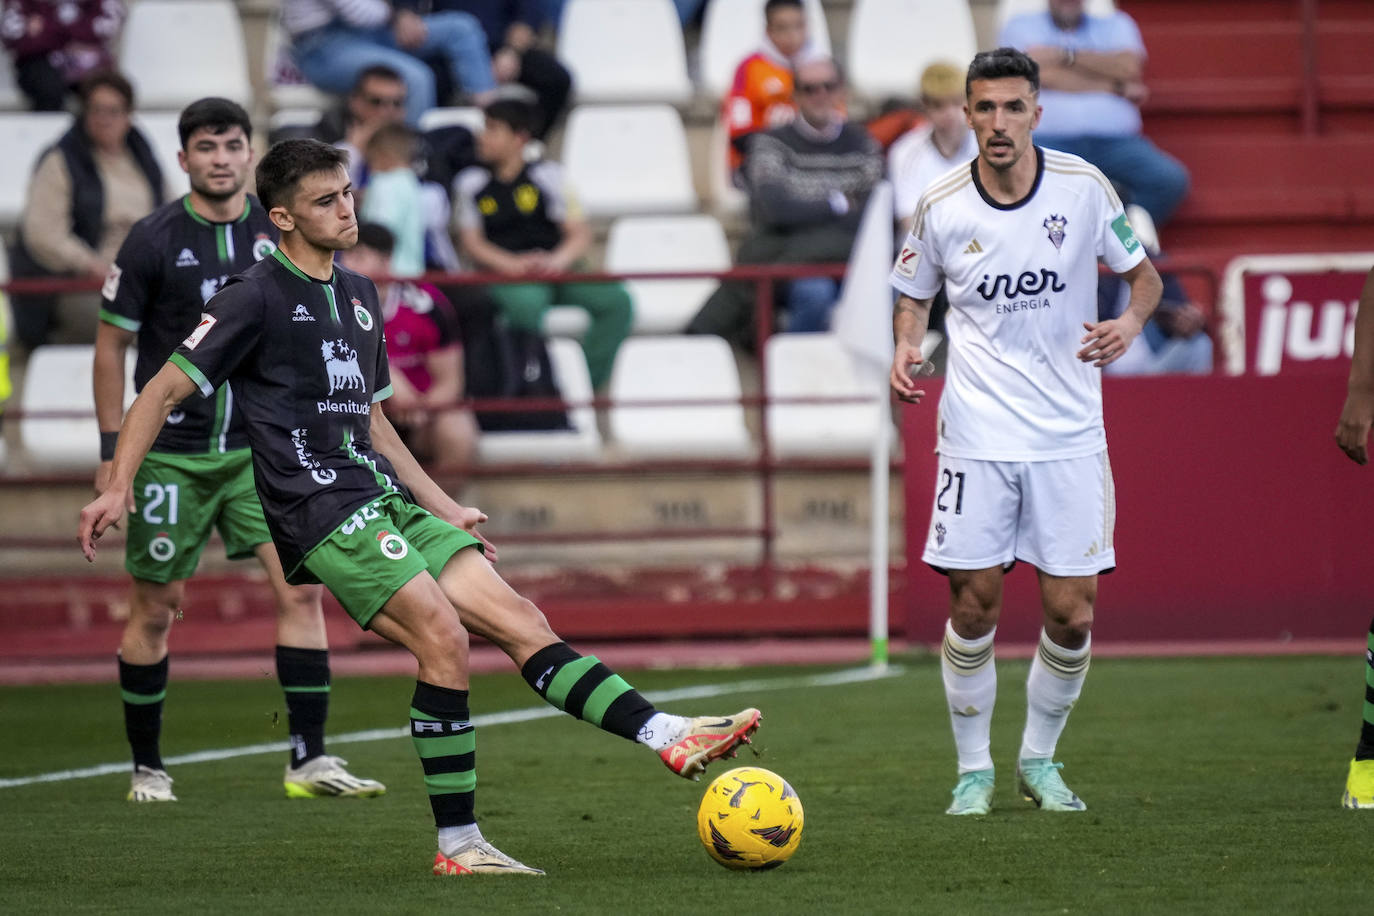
[175,248,200,267]
[964,239,984,254]
[292,304,315,322]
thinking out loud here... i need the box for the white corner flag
[830,182,896,668]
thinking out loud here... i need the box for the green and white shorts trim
[301,493,482,629]
[125,449,270,584]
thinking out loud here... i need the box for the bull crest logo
[1043,213,1067,250]
[321,339,364,395]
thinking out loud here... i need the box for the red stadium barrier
[900,373,1373,645]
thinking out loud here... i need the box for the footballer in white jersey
[886,47,1162,817]
[893,147,1145,461]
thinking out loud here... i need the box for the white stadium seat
[561,105,697,218]
[848,0,977,102]
[997,0,1115,28]
[120,1,252,109]
[262,11,334,112]
[707,117,748,218]
[0,47,24,110]
[606,215,731,335]
[764,333,896,458]
[418,107,485,135]
[608,336,752,457]
[0,112,69,227]
[132,112,189,196]
[19,345,136,470]
[698,0,831,98]
[558,0,692,104]
[476,337,602,463]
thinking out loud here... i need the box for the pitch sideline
[0,664,903,790]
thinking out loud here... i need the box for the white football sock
[635,712,690,751]
[1020,629,1091,761]
[438,823,484,857]
[941,620,997,774]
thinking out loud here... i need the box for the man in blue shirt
[999,0,1189,227]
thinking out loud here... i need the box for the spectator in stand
[1097,208,1211,375]
[320,66,465,272]
[888,61,978,235]
[999,0,1189,228]
[453,97,632,390]
[7,70,163,350]
[453,97,629,390]
[689,55,881,350]
[360,123,427,277]
[339,222,479,479]
[284,0,496,127]
[403,0,571,138]
[722,0,810,174]
[0,0,124,111]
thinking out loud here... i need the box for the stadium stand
[0,46,23,111]
[765,332,896,458]
[560,104,697,218]
[131,111,190,196]
[418,105,485,135]
[606,214,731,335]
[995,0,1114,26]
[0,112,68,227]
[475,337,602,463]
[847,0,977,102]
[18,344,134,470]
[698,0,831,99]
[608,335,752,457]
[557,0,692,105]
[119,1,252,110]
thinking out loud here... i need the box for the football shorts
[921,450,1116,577]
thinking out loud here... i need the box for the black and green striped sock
[1357,617,1374,761]
[276,646,330,766]
[118,654,167,771]
[410,681,476,828]
[520,642,656,741]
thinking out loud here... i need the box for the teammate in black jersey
[93,99,383,803]
[81,139,761,876]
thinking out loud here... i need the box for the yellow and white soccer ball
[696,766,803,870]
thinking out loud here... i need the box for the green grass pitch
[1,654,1367,914]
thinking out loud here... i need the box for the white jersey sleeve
[889,161,970,300]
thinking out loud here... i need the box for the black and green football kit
[101,195,280,582]
[168,250,480,626]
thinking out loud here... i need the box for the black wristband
[99,431,118,462]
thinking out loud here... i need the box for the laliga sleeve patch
[101,264,122,300]
[1111,213,1140,254]
[894,243,921,278]
[182,313,217,349]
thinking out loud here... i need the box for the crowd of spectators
[0,0,1213,470]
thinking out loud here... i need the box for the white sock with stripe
[1019,629,1091,760]
[941,620,997,774]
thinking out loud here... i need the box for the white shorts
[921,451,1116,577]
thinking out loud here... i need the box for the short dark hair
[483,97,540,137]
[255,139,349,211]
[177,97,253,149]
[965,46,1040,97]
[354,222,396,256]
[364,122,416,162]
[765,0,803,23]
[351,64,405,94]
[77,70,134,109]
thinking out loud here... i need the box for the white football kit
[890,147,1146,575]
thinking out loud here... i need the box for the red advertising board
[1219,253,1371,375]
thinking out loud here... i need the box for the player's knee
[275,584,324,624]
[1043,603,1094,645]
[411,608,470,671]
[129,582,183,639]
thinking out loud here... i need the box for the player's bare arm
[369,403,497,561]
[891,294,933,403]
[1078,257,1162,368]
[92,320,136,496]
[1335,266,1374,465]
[79,361,199,560]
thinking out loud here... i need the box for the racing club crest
[1043,214,1067,250]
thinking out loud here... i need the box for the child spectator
[722,0,810,173]
[361,123,426,277]
[338,223,479,478]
